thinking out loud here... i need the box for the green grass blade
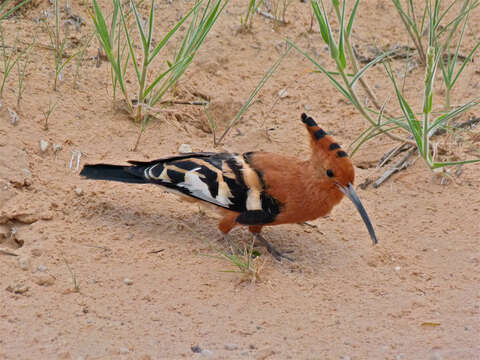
[217,44,292,144]
[311,1,329,44]
[119,3,141,82]
[337,0,347,70]
[385,62,423,151]
[130,0,148,52]
[350,50,394,87]
[287,39,353,103]
[92,0,128,99]
[450,41,480,90]
[148,1,202,64]
[143,55,193,98]
[346,0,360,38]
[432,159,480,169]
[0,0,31,21]
[428,98,480,133]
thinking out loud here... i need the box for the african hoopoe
[80,113,377,260]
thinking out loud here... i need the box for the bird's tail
[80,164,148,184]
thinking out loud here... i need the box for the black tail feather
[80,164,148,184]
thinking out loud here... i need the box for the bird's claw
[253,234,294,262]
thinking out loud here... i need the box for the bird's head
[301,113,378,245]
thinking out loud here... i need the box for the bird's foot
[252,233,294,262]
[216,232,241,254]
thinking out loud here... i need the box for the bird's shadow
[79,196,336,268]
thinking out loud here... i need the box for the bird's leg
[215,231,241,254]
[217,213,241,254]
[249,226,294,262]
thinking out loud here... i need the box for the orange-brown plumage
[215,114,356,238]
[80,113,377,260]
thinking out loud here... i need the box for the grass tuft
[290,0,480,170]
[90,0,229,150]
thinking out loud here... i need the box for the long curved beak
[338,183,378,245]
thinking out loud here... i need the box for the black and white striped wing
[126,152,281,223]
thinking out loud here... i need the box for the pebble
[178,143,192,153]
[278,89,288,98]
[201,349,213,357]
[37,264,47,272]
[123,278,133,285]
[6,283,29,294]
[7,107,19,125]
[18,255,31,271]
[75,187,83,196]
[119,347,129,354]
[224,344,238,351]
[33,274,55,286]
[304,104,312,111]
[31,248,42,257]
[395,266,401,271]
[52,144,63,153]
[191,345,202,353]
[22,168,32,186]
[40,140,49,152]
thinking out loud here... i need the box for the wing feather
[127,152,283,225]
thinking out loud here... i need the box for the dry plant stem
[256,8,287,24]
[158,99,209,106]
[344,37,386,114]
[339,69,415,145]
[393,1,426,66]
[376,116,480,169]
[0,247,18,256]
[433,116,480,135]
[377,142,411,168]
[132,125,143,151]
[331,4,382,113]
[373,147,416,188]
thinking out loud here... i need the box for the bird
[80,113,377,261]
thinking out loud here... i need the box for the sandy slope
[1,0,480,359]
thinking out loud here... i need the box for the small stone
[7,107,19,125]
[123,278,133,285]
[75,187,83,196]
[201,349,213,356]
[40,140,49,153]
[6,283,29,294]
[395,266,401,271]
[191,345,202,353]
[31,248,42,257]
[52,144,62,153]
[224,344,238,351]
[37,264,47,272]
[18,255,31,271]
[22,169,32,186]
[178,143,192,153]
[119,347,129,354]
[278,89,288,98]
[304,104,312,111]
[33,273,55,286]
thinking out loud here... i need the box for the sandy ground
[1,0,480,359]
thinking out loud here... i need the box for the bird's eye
[326,169,334,178]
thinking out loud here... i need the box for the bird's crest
[301,113,354,185]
